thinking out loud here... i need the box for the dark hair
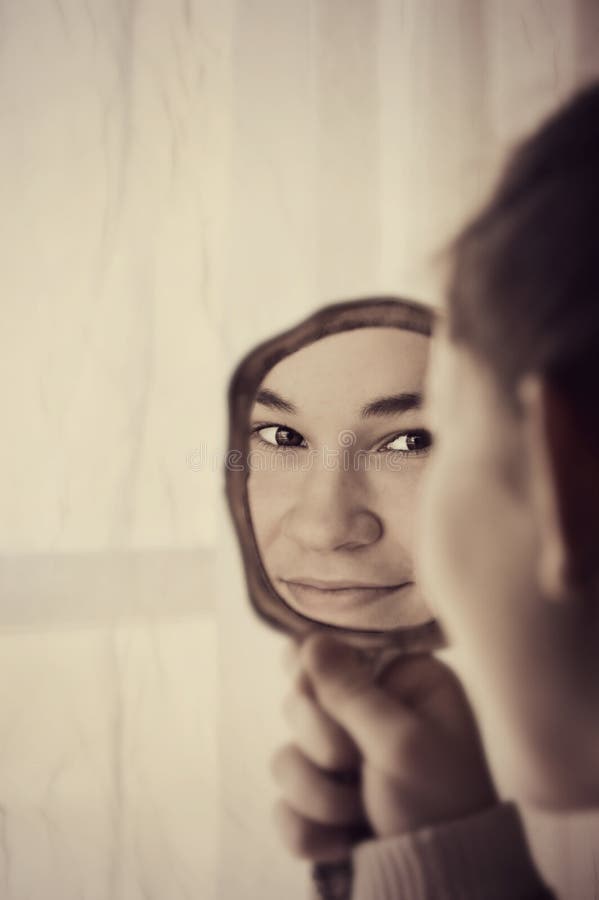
[448,81,599,412]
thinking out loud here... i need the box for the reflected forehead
[428,332,453,394]
[428,334,466,409]
[256,327,429,417]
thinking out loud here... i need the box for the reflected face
[247,327,434,631]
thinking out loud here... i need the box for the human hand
[272,634,497,862]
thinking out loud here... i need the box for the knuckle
[296,671,314,698]
[270,743,295,781]
[308,776,362,826]
[301,634,357,682]
[308,786,339,822]
[316,742,343,771]
[300,634,329,675]
[289,830,316,859]
[316,740,355,772]
[274,803,317,859]
[272,744,362,827]
[283,694,350,770]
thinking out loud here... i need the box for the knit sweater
[351,803,554,899]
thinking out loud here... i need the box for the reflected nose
[281,467,382,552]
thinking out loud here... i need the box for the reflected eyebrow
[255,388,297,414]
[361,392,422,418]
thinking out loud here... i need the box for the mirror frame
[225,296,445,652]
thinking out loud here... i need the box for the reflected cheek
[374,471,420,558]
[248,474,299,571]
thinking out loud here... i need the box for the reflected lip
[277,579,412,614]
[281,578,409,592]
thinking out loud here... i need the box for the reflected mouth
[283,578,406,591]
[278,578,412,613]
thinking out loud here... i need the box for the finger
[300,635,419,773]
[273,801,367,862]
[271,744,365,827]
[282,686,361,771]
[295,669,316,701]
[379,652,462,710]
[379,653,487,745]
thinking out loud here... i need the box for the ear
[519,376,599,601]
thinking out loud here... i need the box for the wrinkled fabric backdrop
[1,2,598,899]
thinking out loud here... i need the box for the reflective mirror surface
[226,298,444,651]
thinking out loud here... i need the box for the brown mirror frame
[225,296,446,652]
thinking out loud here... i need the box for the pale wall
[1,2,598,899]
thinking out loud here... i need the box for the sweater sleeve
[351,803,555,900]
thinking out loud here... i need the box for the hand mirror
[226,297,445,653]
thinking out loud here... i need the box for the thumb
[300,634,417,772]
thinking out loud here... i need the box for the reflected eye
[254,425,307,448]
[382,429,432,455]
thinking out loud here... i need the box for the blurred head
[248,326,434,631]
[419,82,599,808]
